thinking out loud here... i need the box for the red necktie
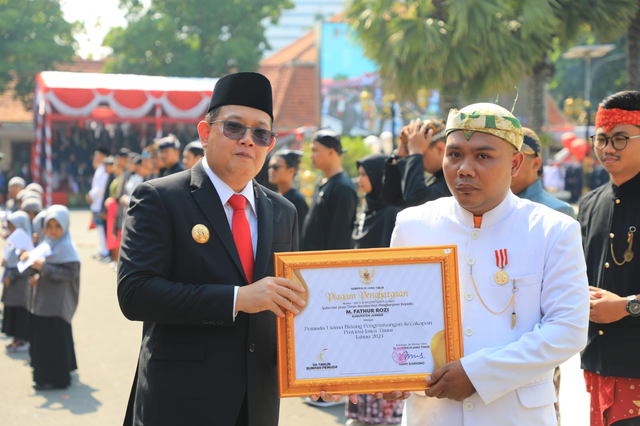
[228,194,254,283]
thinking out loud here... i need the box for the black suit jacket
[117,160,298,426]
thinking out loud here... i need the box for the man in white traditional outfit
[389,103,590,425]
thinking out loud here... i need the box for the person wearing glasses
[579,90,640,426]
[117,72,305,426]
[301,129,358,252]
[268,150,308,235]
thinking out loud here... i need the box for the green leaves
[103,0,293,77]
[0,0,80,108]
[346,0,557,104]
[346,0,639,110]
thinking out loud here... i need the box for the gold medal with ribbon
[494,249,509,285]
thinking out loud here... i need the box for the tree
[103,0,293,78]
[0,0,80,108]
[346,0,557,114]
[550,35,628,109]
[527,0,637,133]
[627,2,640,90]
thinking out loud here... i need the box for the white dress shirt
[391,191,589,426]
[88,164,108,213]
[202,159,258,318]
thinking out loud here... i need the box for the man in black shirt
[381,118,451,208]
[301,129,357,251]
[158,134,185,177]
[578,90,640,426]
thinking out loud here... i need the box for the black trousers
[234,392,248,426]
[612,418,640,425]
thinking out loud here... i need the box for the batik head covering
[594,105,640,132]
[445,103,523,150]
[43,205,80,264]
[521,128,541,156]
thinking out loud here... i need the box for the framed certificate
[274,246,462,397]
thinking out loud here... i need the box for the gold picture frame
[275,246,462,398]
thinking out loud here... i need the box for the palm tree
[346,0,557,115]
[527,0,638,133]
[627,3,640,90]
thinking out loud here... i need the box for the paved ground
[0,210,589,425]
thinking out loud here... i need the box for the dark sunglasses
[211,120,276,147]
[268,164,282,171]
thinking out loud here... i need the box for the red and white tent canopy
[35,71,218,122]
[32,72,219,206]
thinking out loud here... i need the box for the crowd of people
[85,136,203,268]
[1,71,639,426]
[1,181,80,390]
[113,73,639,426]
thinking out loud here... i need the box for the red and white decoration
[32,71,219,204]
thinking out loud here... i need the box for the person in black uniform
[301,129,357,251]
[158,134,185,177]
[268,149,308,234]
[117,72,306,426]
[578,90,640,426]
[351,153,401,249]
[381,118,451,208]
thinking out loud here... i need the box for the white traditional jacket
[391,191,589,426]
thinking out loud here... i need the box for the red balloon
[570,139,589,161]
[561,132,577,149]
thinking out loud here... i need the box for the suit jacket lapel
[253,182,273,282]
[190,161,246,282]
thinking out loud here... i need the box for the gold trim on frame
[275,246,462,398]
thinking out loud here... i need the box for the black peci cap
[313,129,346,155]
[207,72,273,122]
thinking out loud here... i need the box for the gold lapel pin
[192,224,210,244]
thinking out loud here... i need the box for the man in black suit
[118,72,306,426]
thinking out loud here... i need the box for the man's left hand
[425,360,475,401]
[589,287,628,323]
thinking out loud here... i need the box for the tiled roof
[261,30,316,67]
[0,58,107,123]
[547,94,573,128]
[0,86,32,123]
[260,29,318,130]
[57,58,107,73]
